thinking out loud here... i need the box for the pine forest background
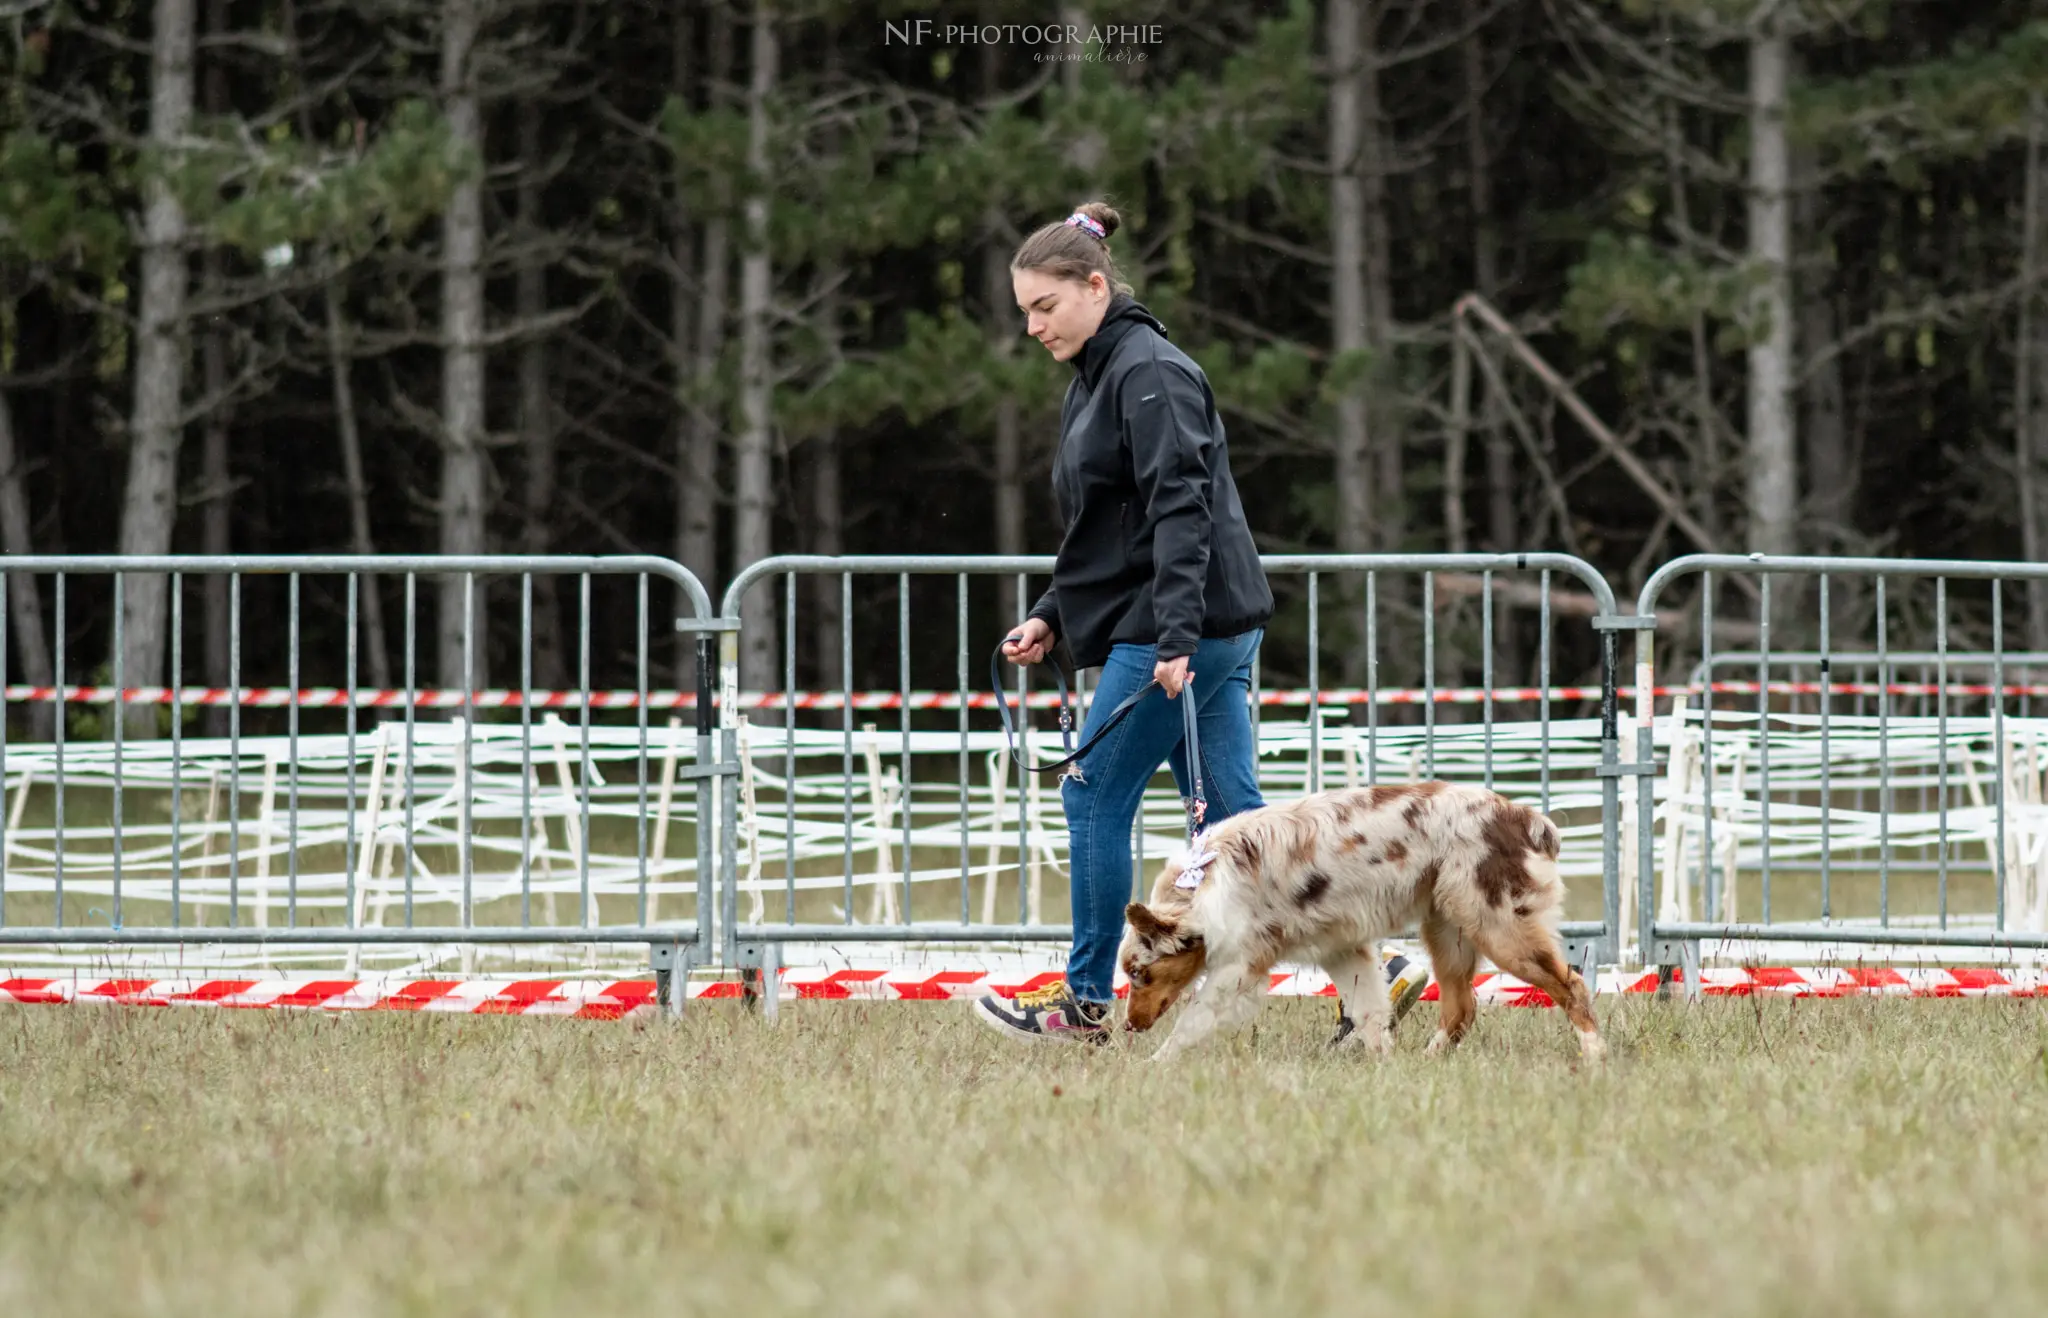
[4,0,2048,731]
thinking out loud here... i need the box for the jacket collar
[1072,294,1167,392]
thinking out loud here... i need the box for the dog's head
[1118,902,1207,1031]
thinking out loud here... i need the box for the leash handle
[994,638,1208,842]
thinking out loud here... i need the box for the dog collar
[1171,831,1219,890]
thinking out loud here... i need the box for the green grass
[4,996,2047,1316]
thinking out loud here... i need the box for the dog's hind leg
[1474,928,1604,1064]
[1320,948,1392,1055]
[1420,910,1479,1056]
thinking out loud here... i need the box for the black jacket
[1028,296,1273,668]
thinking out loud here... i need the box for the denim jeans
[1059,629,1267,1003]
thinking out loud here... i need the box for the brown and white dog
[1117,782,1604,1063]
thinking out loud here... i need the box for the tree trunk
[983,238,1026,625]
[669,4,696,681]
[670,200,700,687]
[676,0,729,669]
[323,277,394,694]
[982,27,1027,627]
[803,221,847,685]
[1327,0,1378,685]
[199,252,230,736]
[733,0,777,695]
[1359,4,1401,555]
[1447,332,1469,555]
[1667,123,1724,546]
[1460,0,1519,677]
[0,385,54,740]
[1327,0,1372,560]
[1743,26,1798,558]
[283,0,391,694]
[518,101,565,693]
[1794,156,1849,549]
[199,0,231,737]
[116,0,197,739]
[1460,0,1501,545]
[807,427,843,689]
[680,218,728,610]
[1060,4,1088,92]
[1060,5,1100,171]
[1464,0,1513,554]
[2018,94,2048,650]
[438,0,488,694]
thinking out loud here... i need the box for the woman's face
[1013,268,1111,362]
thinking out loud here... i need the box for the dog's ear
[1125,902,1180,942]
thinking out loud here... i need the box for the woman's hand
[1155,654,1191,699]
[1002,617,1055,665]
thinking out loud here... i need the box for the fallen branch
[1430,571,1763,643]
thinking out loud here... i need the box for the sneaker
[1332,947,1432,1042]
[1385,947,1432,1024]
[973,978,1112,1045]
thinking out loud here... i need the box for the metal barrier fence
[1687,650,2048,721]
[26,548,2048,1001]
[0,556,727,1014]
[1635,556,2048,973]
[715,554,1623,978]
[1680,651,2048,911]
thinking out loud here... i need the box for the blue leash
[991,637,1207,839]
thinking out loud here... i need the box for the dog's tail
[1523,807,1561,860]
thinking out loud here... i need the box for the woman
[973,202,1427,1044]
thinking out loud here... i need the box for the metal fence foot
[651,941,696,1020]
[1651,940,1703,1002]
[736,941,780,1022]
[1563,937,1601,992]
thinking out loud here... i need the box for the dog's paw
[1576,1029,1607,1066]
[1332,1015,1392,1056]
[1424,1028,1457,1056]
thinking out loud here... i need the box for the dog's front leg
[1151,965,1262,1063]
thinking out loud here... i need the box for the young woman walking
[973,202,1428,1044]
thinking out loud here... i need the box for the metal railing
[26,547,2048,1002]
[1635,555,2048,965]
[0,556,728,1013]
[715,553,1623,973]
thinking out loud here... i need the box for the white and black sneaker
[973,979,1112,1045]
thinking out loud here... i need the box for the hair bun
[1073,201,1121,242]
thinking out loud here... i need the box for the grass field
[3,995,2047,1317]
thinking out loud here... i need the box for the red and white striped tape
[2,965,2038,1017]
[7,679,2040,711]
[0,976,661,1017]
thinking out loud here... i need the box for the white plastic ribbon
[1170,830,1220,890]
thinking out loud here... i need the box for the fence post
[719,619,743,973]
[1635,619,1658,969]
[1597,622,1622,969]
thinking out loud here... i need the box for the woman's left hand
[1155,655,1191,699]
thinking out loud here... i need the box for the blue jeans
[1059,630,1267,1002]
